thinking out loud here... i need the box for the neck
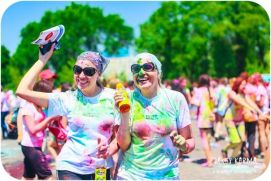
[82,85,102,97]
[141,86,160,99]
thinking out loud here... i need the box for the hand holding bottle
[114,83,130,113]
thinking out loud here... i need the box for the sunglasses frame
[73,65,97,77]
[131,62,156,74]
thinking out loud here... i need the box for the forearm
[17,59,46,94]
[108,138,119,156]
[245,95,262,114]
[30,118,50,135]
[17,45,53,97]
[230,92,253,111]
[116,112,131,151]
[16,59,49,108]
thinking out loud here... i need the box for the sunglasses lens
[131,64,141,74]
[143,63,155,71]
[83,67,96,76]
[73,65,82,75]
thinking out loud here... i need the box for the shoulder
[50,90,75,99]
[162,88,186,102]
[101,87,116,97]
[99,87,117,103]
[163,88,179,96]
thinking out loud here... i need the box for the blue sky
[1,1,162,55]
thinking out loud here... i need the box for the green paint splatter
[132,136,143,144]
[165,169,175,177]
[137,58,142,64]
[132,102,145,121]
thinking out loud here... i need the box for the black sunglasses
[131,62,156,74]
[73,65,97,76]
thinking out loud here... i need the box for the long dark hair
[232,77,244,94]
[198,74,210,87]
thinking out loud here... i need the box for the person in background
[179,76,191,104]
[17,69,58,145]
[191,74,215,167]
[214,78,230,142]
[251,73,270,167]
[1,87,10,139]
[163,80,172,90]
[60,83,73,92]
[39,69,57,89]
[115,52,195,180]
[221,77,258,161]
[20,79,60,180]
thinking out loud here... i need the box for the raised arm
[114,91,131,151]
[16,44,55,108]
[116,112,131,151]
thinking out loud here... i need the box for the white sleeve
[176,93,191,129]
[48,92,69,117]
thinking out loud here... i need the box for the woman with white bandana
[114,52,195,180]
[16,44,120,180]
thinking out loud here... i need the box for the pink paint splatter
[88,157,94,165]
[73,118,84,127]
[98,119,113,134]
[153,125,167,136]
[153,125,175,137]
[134,121,152,140]
[83,149,95,165]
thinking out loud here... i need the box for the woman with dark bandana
[16,44,120,180]
[114,52,195,180]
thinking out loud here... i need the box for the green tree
[136,1,269,81]
[1,45,11,88]
[1,45,20,89]
[8,2,133,89]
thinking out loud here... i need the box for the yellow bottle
[95,167,106,180]
[95,138,107,180]
[116,83,131,113]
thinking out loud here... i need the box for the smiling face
[132,57,160,96]
[73,59,99,95]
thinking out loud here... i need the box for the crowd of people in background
[162,72,270,169]
[1,67,270,178]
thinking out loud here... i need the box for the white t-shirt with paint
[48,88,120,174]
[117,88,191,180]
